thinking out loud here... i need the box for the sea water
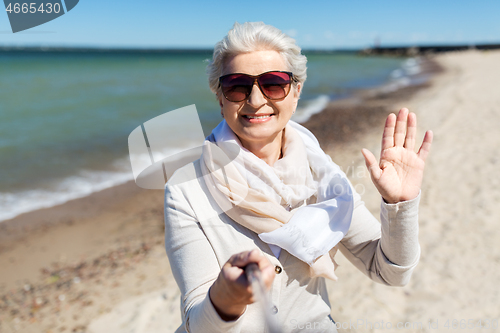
[0,50,420,221]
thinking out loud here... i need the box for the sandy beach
[321,50,500,332]
[1,50,499,333]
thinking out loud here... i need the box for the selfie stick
[245,263,283,333]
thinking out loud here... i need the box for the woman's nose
[246,82,267,107]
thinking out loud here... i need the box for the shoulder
[166,158,200,184]
[165,158,204,199]
[164,159,229,231]
[164,159,221,220]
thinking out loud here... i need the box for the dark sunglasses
[219,71,295,102]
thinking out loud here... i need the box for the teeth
[246,115,271,119]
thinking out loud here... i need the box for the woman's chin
[239,127,283,144]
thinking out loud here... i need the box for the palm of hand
[362,109,433,204]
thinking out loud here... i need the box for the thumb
[361,148,382,181]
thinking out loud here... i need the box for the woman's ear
[218,94,224,117]
[294,82,302,99]
[292,82,302,110]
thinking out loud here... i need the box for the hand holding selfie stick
[245,263,283,333]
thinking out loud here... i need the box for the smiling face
[219,50,301,152]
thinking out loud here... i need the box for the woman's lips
[242,114,274,123]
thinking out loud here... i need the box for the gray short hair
[207,21,307,96]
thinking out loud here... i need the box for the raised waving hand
[361,108,433,204]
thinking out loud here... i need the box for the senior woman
[164,22,432,333]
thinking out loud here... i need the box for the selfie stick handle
[245,263,282,333]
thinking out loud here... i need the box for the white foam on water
[0,121,211,223]
[0,144,195,222]
[290,58,426,124]
[292,94,330,123]
[0,158,133,222]
[383,57,423,93]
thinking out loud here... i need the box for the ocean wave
[383,57,424,92]
[292,94,330,123]
[0,158,134,222]
[0,143,204,222]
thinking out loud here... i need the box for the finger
[394,108,408,147]
[229,250,257,267]
[222,262,247,284]
[404,112,417,151]
[247,249,268,268]
[225,251,260,286]
[361,148,382,181]
[417,130,433,162]
[247,249,275,289]
[381,113,396,151]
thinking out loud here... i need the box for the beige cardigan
[164,159,420,333]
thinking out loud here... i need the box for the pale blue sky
[1,0,499,49]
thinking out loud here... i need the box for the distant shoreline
[1,43,500,56]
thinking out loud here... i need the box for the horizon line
[1,42,500,54]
